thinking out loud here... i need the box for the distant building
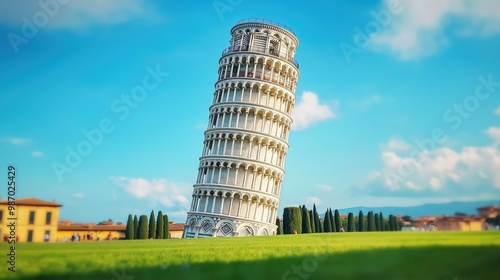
[168,222,185,238]
[0,197,62,242]
[477,206,500,219]
[414,216,437,230]
[0,197,184,242]
[434,216,485,231]
[56,220,126,241]
[415,214,486,231]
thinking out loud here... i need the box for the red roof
[0,197,62,207]
[169,223,185,231]
[58,223,126,232]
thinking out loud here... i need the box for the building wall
[56,230,124,241]
[0,204,60,242]
[169,230,183,239]
[436,221,484,231]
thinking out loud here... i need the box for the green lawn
[1,231,499,279]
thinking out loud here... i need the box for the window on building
[29,211,35,224]
[27,230,34,242]
[46,212,52,225]
[0,210,3,223]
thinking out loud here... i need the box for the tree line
[276,204,402,234]
[125,210,170,240]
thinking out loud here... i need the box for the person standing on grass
[97,232,101,241]
[44,233,49,242]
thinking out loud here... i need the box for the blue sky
[1,0,499,223]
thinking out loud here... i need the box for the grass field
[1,231,499,279]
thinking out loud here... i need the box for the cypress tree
[148,210,156,239]
[379,213,384,231]
[312,204,321,233]
[367,211,375,231]
[374,213,380,231]
[276,217,283,235]
[334,209,341,232]
[133,215,139,239]
[309,210,315,233]
[283,207,302,234]
[393,216,400,231]
[389,215,395,231]
[329,208,336,232]
[323,209,331,232]
[329,208,334,232]
[156,211,164,239]
[163,214,169,239]
[317,212,323,233]
[126,214,134,240]
[358,211,364,232]
[301,205,312,233]
[137,215,148,239]
[347,212,355,232]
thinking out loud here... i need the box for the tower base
[183,213,277,238]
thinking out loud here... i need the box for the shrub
[156,211,164,239]
[137,215,149,239]
[283,207,302,234]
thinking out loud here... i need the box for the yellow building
[56,221,126,241]
[168,222,185,238]
[0,197,61,242]
[435,216,485,231]
[1,197,183,242]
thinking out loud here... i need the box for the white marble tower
[184,19,299,238]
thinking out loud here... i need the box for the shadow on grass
[18,245,500,280]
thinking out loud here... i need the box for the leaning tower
[184,19,300,238]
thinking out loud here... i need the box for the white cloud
[486,126,500,145]
[305,196,322,205]
[72,193,84,199]
[495,107,500,116]
[112,177,190,207]
[292,91,336,131]
[4,137,29,145]
[32,151,44,157]
[356,131,500,198]
[380,138,412,151]
[316,184,332,192]
[0,0,158,30]
[371,0,500,60]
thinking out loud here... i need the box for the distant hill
[334,200,500,218]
